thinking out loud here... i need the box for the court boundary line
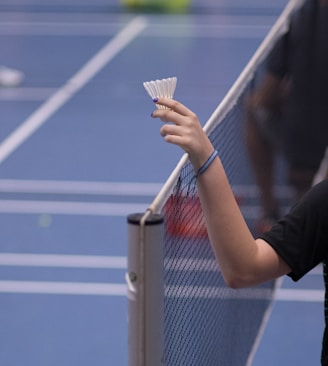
[0,199,148,216]
[0,253,321,274]
[0,179,162,195]
[0,280,127,296]
[0,280,322,300]
[0,253,127,268]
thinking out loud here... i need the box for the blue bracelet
[195,150,219,178]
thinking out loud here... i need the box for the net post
[126,211,165,366]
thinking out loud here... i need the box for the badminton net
[128,1,303,365]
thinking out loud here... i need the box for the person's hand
[151,97,214,171]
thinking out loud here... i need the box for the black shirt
[260,180,328,364]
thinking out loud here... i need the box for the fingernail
[153,98,158,103]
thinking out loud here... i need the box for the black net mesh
[162,85,276,366]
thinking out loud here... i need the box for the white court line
[0,179,162,196]
[0,200,148,216]
[275,288,324,302]
[0,280,127,296]
[0,180,290,197]
[0,253,321,277]
[0,198,263,217]
[0,16,148,165]
[0,253,127,269]
[165,285,324,302]
[0,21,271,38]
[0,281,322,300]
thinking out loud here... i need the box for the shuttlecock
[143,77,177,109]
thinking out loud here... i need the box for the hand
[151,97,214,171]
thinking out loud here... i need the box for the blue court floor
[0,0,324,365]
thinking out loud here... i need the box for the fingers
[150,98,215,168]
[151,98,200,132]
[152,97,192,118]
[152,108,182,124]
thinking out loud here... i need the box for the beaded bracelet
[195,150,219,178]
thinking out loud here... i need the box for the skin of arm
[151,97,291,288]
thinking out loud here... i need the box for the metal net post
[126,212,165,366]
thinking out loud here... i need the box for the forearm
[196,156,288,287]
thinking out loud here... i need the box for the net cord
[146,0,303,216]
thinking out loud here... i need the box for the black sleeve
[259,180,328,281]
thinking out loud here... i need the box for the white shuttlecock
[143,77,177,109]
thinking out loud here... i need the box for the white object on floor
[0,66,24,87]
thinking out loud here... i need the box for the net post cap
[127,212,164,225]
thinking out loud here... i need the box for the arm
[247,73,286,110]
[151,97,291,288]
